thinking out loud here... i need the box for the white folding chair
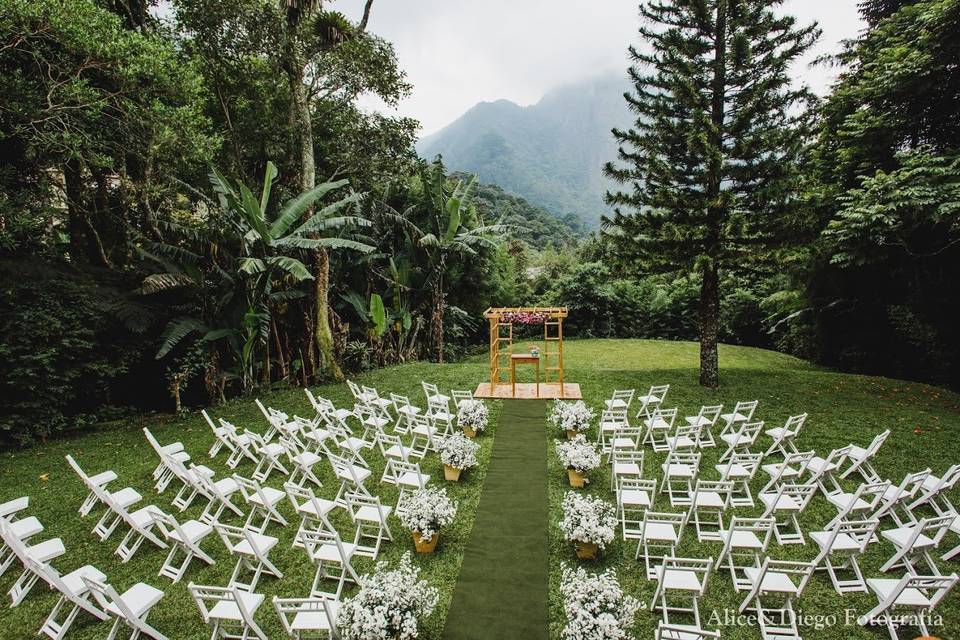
[685,405,722,449]
[635,510,689,580]
[650,556,713,628]
[758,482,817,545]
[762,413,807,457]
[736,552,825,640]
[360,385,394,418]
[688,480,733,542]
[220,420,260,469]
[665,423,702,452]
[188,582,266,640]
[26,558,108,640]
[192,466,244,525]
[280,435,325,489]
[344,492,394,559]
[804,444,853,498]
[1,518,65,607]
[809,518,879,593]
[839,429,891,483]
[354,403,390,442]
[83,575,167,640]
[233,474,288,532]
[64,455,117,517]
[861,573,957,640]
[715,452,762,508]
[375,431,420,463]
[284,482,338,549]
[617,478,657,536]
[242,429,290,483]
[824,479,890,530]
[255,398,289,443]
[610,449,645,491]
[879,514,954,575]
[390,393,421,434]
[327,453,373,506]
[643,407,678,452]
[0,498,42,578]
[661,451,701,507]
[84,479,167,563]
[759,450,814,494]
[719,400,758,436]
[153,511,215,584]
[718,421,763,463]
[299,519,362,598]
[597,408,630,453]
[422,380,451,406]
[451,389,474,409]
[635,384,669,420]
[908,463,960,515]
[274,594,340,640]
[874,469,931,527]
[214,523,283,591]
[142,428,190,493]
[605,388,635,411]
[203,409,234,459]
[656,622,720,640]
[717,517,776,591]
[382,459,430,516]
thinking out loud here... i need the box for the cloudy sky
[337,0,865,137]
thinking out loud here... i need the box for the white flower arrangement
[559,491,617,548]
[337,551,439,640]
[398,486,458,542]
[555,434,601,474]
[440,433,480,470]
[549,400,596,433]
[560,565,641,640]
[457,399,489,432]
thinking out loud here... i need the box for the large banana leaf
[264,256,313,281]
[260,161,278,216]
[269,178,350,239]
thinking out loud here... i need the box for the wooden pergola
[483,306,568,398]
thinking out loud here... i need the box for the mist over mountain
[416,73,634,229]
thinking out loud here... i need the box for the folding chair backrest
[733,400,759,420]
[347,380,363,400]
[657,623,720,640]
[451,390,473,408]
[274,595,340,637]
[65,454,93,487]
[694,480,734,501]
[390,393,412,410]
[652,407,678,426]
[913,574,959,610]
[345,492,389,525]
[848,480,892,519]
[721,452,762,478]
[189,583,259,629]
[833,518,879,551]
[645,510,689,540]
[921,514,957,546]
[893,468,931,501]
[422,381,440,397]
[665,450,701,469]
[697,405,723,424]
[934,464,960,492]
[784,413,807,432]
[866,429,891,457]
[648,384,669,401]
[725,517,775,553]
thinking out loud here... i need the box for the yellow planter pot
[567,468,586,487]
[443,464,463,482]
[575,541,599,560]
[565,429,579,440]
[462,426,477,438]
[412,531,439,553]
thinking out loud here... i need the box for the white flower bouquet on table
[559,491,617,559]
[398,486,458,552]
[555,434,601,487]
[440,433,480,481]
[457,399,489,437]
[549,400,596,438]
[337,551,439,640]
[560,565,641,640]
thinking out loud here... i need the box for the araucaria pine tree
[604,0,819,387]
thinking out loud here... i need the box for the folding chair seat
[0,510,43,577]
[281,435,325,489]
[717,517,775,590]
[91,484,143,541]
[361,385,394,416]
[608,422,643,461]
[605,389,635,411]
[242,430,290,483]
[422,381,451,406]
[666,423,702,452]
[376,431,420,463]
[82,479,167,563]
[643,407,678,452]
[861,573,957,640]
[804,444,852,498]
[736,553,824,640]
[65,455,117,517]
[285,482,339,549]
[758,483,817,545]
[233,475,289,532]
[809,519,879,593]
[154,511,215,584]
[328,453,373,506]
[688,480,733,542]
[382,459,430,516]
[634,510,689,580]
[345,492,394,559]
[661,451,701,507]
[214,523,283,591]
[759,450,814,494]
[617,478,657,525]
[610,449,645,491]
[192,466,244,525]
[635,384,669,420]
[656,623,720,640]
[880,514,954,575]
[715,452,762,507]
[83,576,167,640]
[27,558,108,640]
[0,518,66,606]
[718,421,763,463]
[598,408,630,453]
[299,521,362,598]
[685,405,722,449]
[390,393,422,433]
[839,429,891,483]
[873,469,930,527]
[719,400,758,435]
[908,463,960,515]
[274,594,340,640]
[650,556,713,629]
[762,413,807,458]
[189,582,266,640]
[824,480,890,530]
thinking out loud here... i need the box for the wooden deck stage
[473,382,582,400]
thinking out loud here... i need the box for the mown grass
[2,338,959,639]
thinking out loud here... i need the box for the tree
[603,0,818,387]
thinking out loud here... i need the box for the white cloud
[337,0,864,136]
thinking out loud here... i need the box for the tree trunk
[64,158,87,264]
[315,247,344,379]
[430,281,444,363]
[698,263,720,388]
[699,0,727,389]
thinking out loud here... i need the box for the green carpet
[443,399,549,640]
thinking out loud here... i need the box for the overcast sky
[336,0,865,137]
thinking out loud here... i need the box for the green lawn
[2,339,959,639]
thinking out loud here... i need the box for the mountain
[465,178,582,249]
[417,73,634,229]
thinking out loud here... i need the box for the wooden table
[511,353,540,397]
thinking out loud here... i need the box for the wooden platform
[473,382,582,400]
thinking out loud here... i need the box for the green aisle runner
[443,399,549,640]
